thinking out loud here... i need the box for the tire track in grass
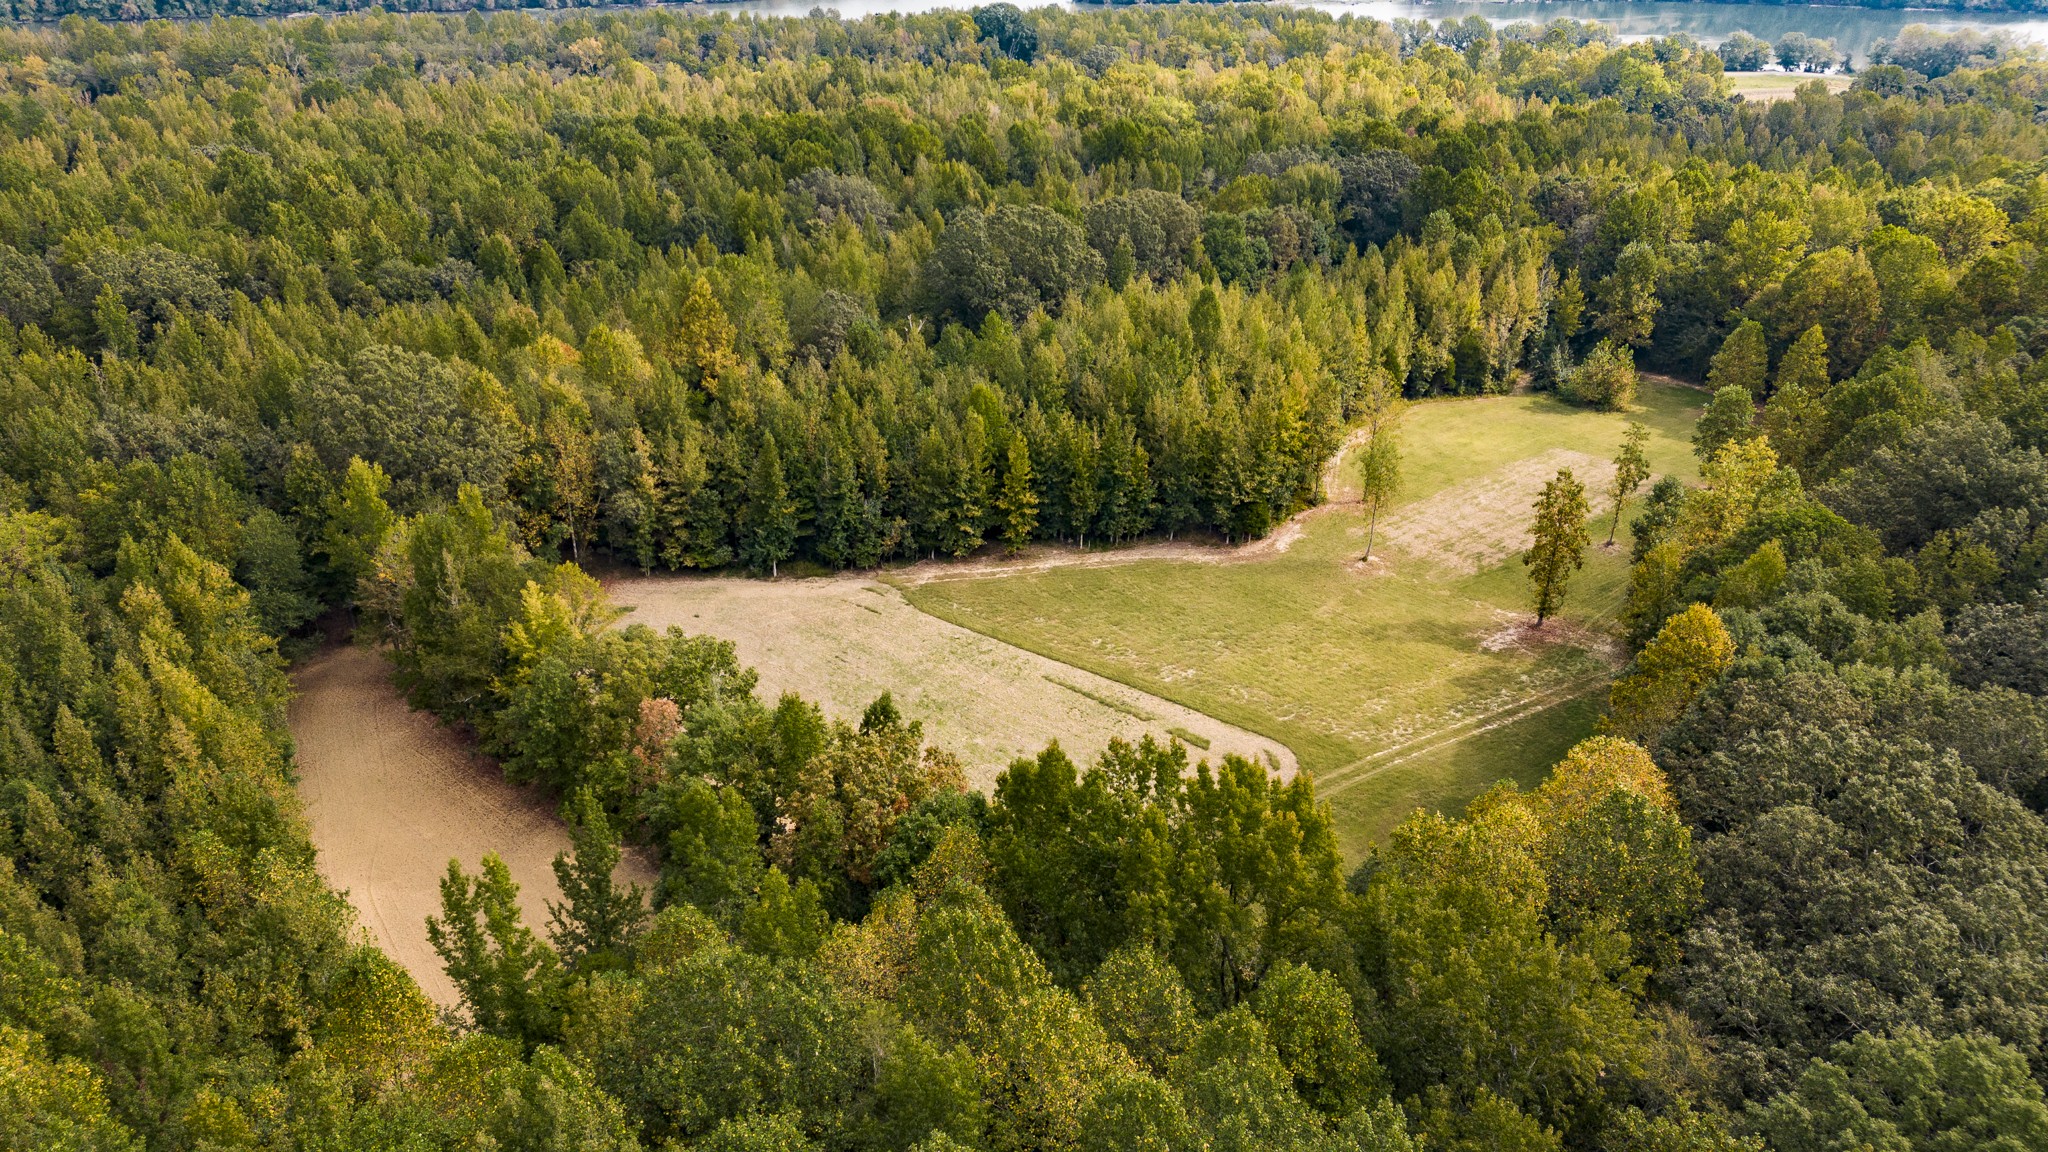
[1313,674,1613,801]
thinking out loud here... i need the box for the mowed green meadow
[899,380,1702,861]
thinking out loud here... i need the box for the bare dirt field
[289,645,657,1006]
[607,574,1297,789]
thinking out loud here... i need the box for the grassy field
[899,380,1702,861]
[606,574,1295,791]
[1725,72,1852,103]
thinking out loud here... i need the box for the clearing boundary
[289,645,657,1006]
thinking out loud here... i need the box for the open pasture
[900,381,1702,859]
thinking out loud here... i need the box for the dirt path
[609,574,1296,788]
[289,646,657,1007]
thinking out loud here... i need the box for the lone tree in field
[1525,468,1591,626]
[1606,421,1651,546]
[1357,428,1401,563]
[1356,369,1405,562]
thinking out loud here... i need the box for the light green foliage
[0,1025,138,1152]
[997,432,1040,555]
[739,868,830,962]
[320,457,397,604]
[1248,961,1387,1117]
[1705,320,1769,400]
[1608,421,1654,546]
[1693,386,1758,463]
[1084,947,1200,1076]
[696,1112,821,1152]
[1712,539,1788,611]
[1356,429,1401,562]
[1525,468,1592,624]
[1603,604,1735,743]
[427,852,565,1048]
[1563,340,1640,412]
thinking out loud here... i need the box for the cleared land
[1727,72,1852,103]
[608,575,1295,791]
[902,382,1702,861]
[290,646,657,1006]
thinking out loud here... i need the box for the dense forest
[2,5,2048,1151]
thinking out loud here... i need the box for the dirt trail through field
[289,646,657,1007]
[609,574,1296,788]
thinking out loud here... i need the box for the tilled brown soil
[288,645,657,1006]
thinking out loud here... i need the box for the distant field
[607,574,1295,791]
[1726,72,1852,103]
[900,381,1702,861]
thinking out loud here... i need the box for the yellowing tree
[1528,735,1674,823]
[1676,437,1783,555]
[670,274,737,394]
[1602,603,1736,742]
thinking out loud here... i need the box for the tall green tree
[1705,319,1769,399]
[740,432,797,576]
[996,432,1040,555]
[1606,421,1651,547]
[1524,468,1591,625]
[547,791,649,970]
[427,852,564,1049]
[1693,385,1757,463]
[1358,428,1401,563]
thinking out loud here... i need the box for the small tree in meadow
[1606,421,1651,547]
[1358,431,1401,563]
[1525,468,1591,626]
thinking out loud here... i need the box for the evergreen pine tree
[739,431,796,576]
[547,791,649,970]
[996,432,1039,555]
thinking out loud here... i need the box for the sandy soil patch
[608,574,1296,789]
[289,646,657,1007]
[1378,448,1617,574]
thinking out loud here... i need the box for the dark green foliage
[1749,1030,2048,1152]
[548,792,649,970]
[926,205,1104,323]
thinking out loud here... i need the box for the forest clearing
[289,645,658,1004]
[904,379,1703,857]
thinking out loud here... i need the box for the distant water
[682,0,2048,62]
